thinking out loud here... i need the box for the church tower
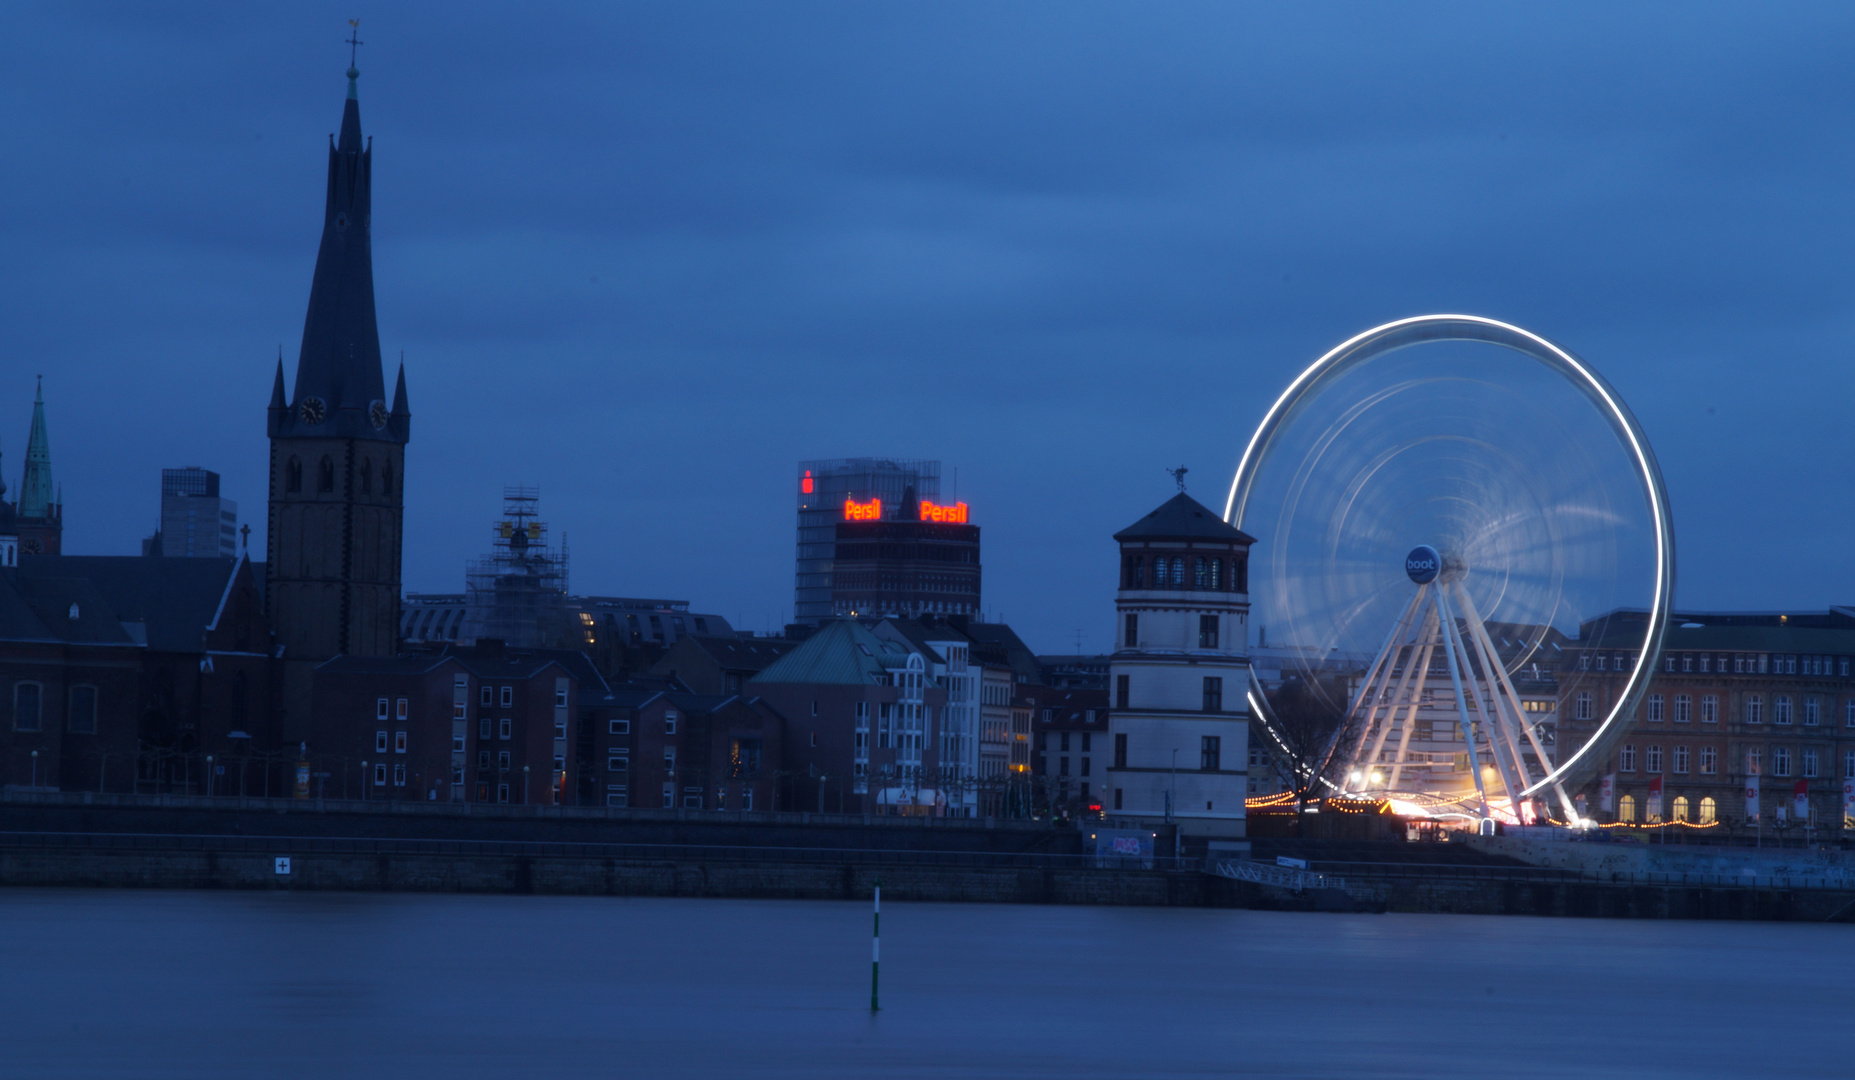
[267,57,409,664]
[17,377,63,556]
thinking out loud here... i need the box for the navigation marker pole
[870,877,881,1012]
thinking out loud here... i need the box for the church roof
[20,556,244,652]
[750,619,915,686]
[19,378,55,520]
[1113,492,1256,545]
[271,63,406,445]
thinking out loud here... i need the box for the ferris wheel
[1226,315,1674,826]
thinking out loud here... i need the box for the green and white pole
[870,876,881,1012]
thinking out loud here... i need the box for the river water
[0,888,1845,1078]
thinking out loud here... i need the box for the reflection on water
[0,888,1844,1078]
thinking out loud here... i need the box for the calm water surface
[0,888,1846,1078]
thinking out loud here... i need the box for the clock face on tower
[300,396,327,425]
[369,400,388,430]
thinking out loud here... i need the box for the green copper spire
[19,376,53,520]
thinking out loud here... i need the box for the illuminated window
[1618,794,1636,823]
[1698,797,1716,824]
[1746,747,1762,775]
[1671,796,1689,822]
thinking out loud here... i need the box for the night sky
[4,4,1852,652]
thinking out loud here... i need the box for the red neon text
[844,498,882,521]
[919,500,969,523]
[801,470,814,495]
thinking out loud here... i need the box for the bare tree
[1264,675,1353,817]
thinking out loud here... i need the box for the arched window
[317,456,335,493]
[360,458,373,495]
[1193,557,1207,588]
[1617,794,1636,823]
[1671,795,1690,822]
[1209,558,1221,590]
[382,461,394,496]
[286,456,302,493]
[1775,696,1792,724]
[1698,796,1717,824]
[1132,557,1144,589]
[1170,558,1185,586]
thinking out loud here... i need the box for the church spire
[277,44,397,443]
[19,376,54,520]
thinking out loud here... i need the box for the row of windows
[1578,690,1855,726]
[1112,675,1225,712]
[1121,614,1223,650]
[14,683,99,733]
[1580,651,1851,677]
[284,454,394,496]
[1618,743,1855,779]
[1121,554,1248,592]
[1616,795,1718,824]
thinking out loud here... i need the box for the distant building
[1026,687,1111,817]
[830,499,981,620]
[14,378,62,557]
[1038,655,1111,690]
[596,691,784,811]
[1103,491,1255,840]
[793,458,946,625]
[148,468,238,557]
[649,635,800,696]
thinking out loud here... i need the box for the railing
[1212,860,1347,892]
[1285,857,1855,893]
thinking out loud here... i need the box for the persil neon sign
[844,498,882,521]
[919,500,969,523]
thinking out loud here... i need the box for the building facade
[266,61,410,672]
[1103,492,1254,839]
[153,468,238,558]
[793,458,943,625]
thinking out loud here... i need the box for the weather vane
[346,19,363,66]
[1166,465,1188,492]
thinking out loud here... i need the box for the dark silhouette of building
[266,59,410,684]
[16,378,62,557]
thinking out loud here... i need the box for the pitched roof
[1113,492,1255,544]
[680,635,799,671]
[19,555,239,652]
[0,572,136,645]
[750,619,914,686]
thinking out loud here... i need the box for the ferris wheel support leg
[1333,588,1426,791]
[1443,597,1527,821]
[1384,604,1441,792]
[1433,588,1491,819]
[1451,582,1544,819]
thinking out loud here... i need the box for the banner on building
[1647,775,1663,823]
[1843,779,1855,831]
[1794,780,1810,824]
[1599,773,1615,813]
[1743,772,1759,823]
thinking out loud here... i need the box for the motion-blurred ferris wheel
[1227,315,1674,826]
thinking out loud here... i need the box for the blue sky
[2,3,1851,652]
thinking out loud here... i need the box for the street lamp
[523,764,531,805]
[30,749,38,789]
[361,760,368,801]
[206,755,214,798]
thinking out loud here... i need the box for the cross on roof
[346,19,363,66]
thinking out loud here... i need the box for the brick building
[1026,687,1111,817]
[649,635,798,696]
[1561,608,1855,834]
[591,691,784,811]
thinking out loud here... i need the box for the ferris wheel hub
[1403,545,1464,585]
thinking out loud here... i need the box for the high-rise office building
[793,458,942,625]
[155,468,238,557]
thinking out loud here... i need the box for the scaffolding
[460,486,573,648]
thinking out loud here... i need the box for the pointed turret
[266,353,288,436]
[20,377,53,519]
[278,60,398,443]
[389,359,411,441]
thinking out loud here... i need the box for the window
[1116,674,1130,710]
[1619,744,1637,772]
[1844,658,1851,677]
[1202,677,1222,712]
[500,686,514,708]
[1775,696,1793,725]
[286,456,302,493]
[664,748,676,776]
[1171,557,1186,586]
[1200,736,1221,771]
[610,717,630,735]
[665,710,678,735]
[396,698,408,721]
[1673,745,1689,774]
[317,456,334,493]
[606,785,628,808]
[1699,745,1717,774]
[662,783,674,808]
[392,763,406,787]
[1193,558,1207,588]
[1773,746,1792,777]
[394,731,407,754]
[553,754,565,772]
[479,716,492,740]
[1805,698,1820,726]
[452,732,465,753]
[497,751,511,770]
[1701,695,1717,724]
[554,718,567,739]
[1664,656,1675,672]
[480,685,492,707]
[13,682,41,731]
[451,764,465,785]
[1081,732,1092,752]
[1646,745,1662,773]
[1059,756,1070,777]
[1059,732,1070,752]
[1846,750,1855,778]
[1618,794,1636,823]
[1114,732,1127,769]
[1208,558,1221,590]
[1745,696,1763,723]
[382,461,393,496]
[477,750,490,768]
[1680,654,1690,673]
[1124,613,1138,648]
[1080,757,1091,776]
[1579,654,1591,671]
[1113,788,1124,810]
[499,718,512,740]
[1646,694,1663,722]
[1673,694,1690,723]
[1672,796,1690,823]
[1574,691,1592,721]
[67,685,97,734]
[555,686,568,708]
[608,755,628,772]
[1746,748,1762,775]
[376,698,390,721]
[373,763,387,786]
[375,731,388,753]
[498,783,510,803]
[1198,614,1219,649]
[1804,748,1819,778]
[1698,797,1717,824]
[1699,654,1710,673]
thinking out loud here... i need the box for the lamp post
[523,764,531,805]
[206,755,214,798]
[30,749,38,789]
[361,760,369,801]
